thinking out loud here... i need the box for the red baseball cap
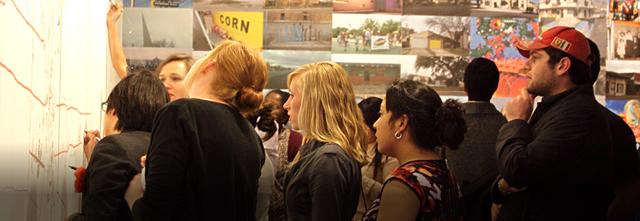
[516,26,591,65]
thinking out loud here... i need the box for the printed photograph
[124,47,193,73]
[332,13,402,54]
[193,0,264,11]
[265,0,332,8]
[401,15,470,56]
[194,10,264,51]
[122,7,193,49]
[401,56,469,94]
[403,0,470,16]
[608,21,640,73]
[123,0,193,7]
[538,0,608,61]
[470,0,539,18]
[333,54,406,95]
[264,8,332,50]
[470,16,539,97]
[263,50,331,89]
[606,97,640,143]
[609,0,640,22]
[333,0,401,13]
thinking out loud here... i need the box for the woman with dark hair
[354,97,399,221]
[363,80,466,221]
[69,71,169,221]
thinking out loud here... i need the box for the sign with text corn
[212,11,264,50]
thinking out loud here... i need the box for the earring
[394,131,402,140]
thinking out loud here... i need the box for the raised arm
[107,2,127,79]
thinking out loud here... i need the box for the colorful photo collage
[115,0,640,100]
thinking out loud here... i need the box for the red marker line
[1,62,91,115]
[0,62,49,106]
[53,142,83,157]
[56,103,91,115]
[29,151,45,168]
[0,0,6,6]
[10,0,45,43]
[53,150,68,157]
[1,186,27,192]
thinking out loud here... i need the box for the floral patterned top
[362,160,463,221]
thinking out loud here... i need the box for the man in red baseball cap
[491,26,614,221]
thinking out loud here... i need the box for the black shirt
[284,140,361,221]
[133,99,264,221]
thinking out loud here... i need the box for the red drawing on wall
[8,0,45,43]
[29,151,45,168]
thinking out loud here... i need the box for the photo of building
[122,8,193,49]
[265,0,332,8]
[471,0,538,17]
[538,0,608,70]
[539,0,604,19]
[124,0,193,7]
[402,16,469,56]
[193,0,264,10]
[264,8,332,50]
[263,50,331,88]
[333,0,401,13]
[403,0,470,16]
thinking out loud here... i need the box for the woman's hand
[83,130,101,161]
[107,2,123,25]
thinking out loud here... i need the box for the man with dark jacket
[587,39,640,221]
[445,57,506,221]
[492,26,614,221]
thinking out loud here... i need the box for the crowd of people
[66,3,640,221]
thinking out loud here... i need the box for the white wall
[0,1,111,220]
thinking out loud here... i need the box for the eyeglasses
[101,101,108,112]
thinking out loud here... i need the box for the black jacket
[133,99,264,221]
[493,86,614,221]
[445,102,506,221]
[71,131,150,221]
[284,140,361,221]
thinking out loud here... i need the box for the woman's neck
[189,90,228,105]
[394,142,441,165]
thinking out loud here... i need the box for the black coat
[71,131,150,221]
[493,86,614,221]
[445,101,506,221]
[132,99,264,221]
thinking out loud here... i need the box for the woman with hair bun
[363,80,466,221]
[129,41,268,221]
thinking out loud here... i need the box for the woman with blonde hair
[283,61,368,221]
[128,41,268,221]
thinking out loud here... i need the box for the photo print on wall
[332,13,402,54]
[401,15,470,57]
[470,16,540,97]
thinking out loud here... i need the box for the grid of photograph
[117,0,640,102]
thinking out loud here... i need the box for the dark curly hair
[385,80,467,150]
